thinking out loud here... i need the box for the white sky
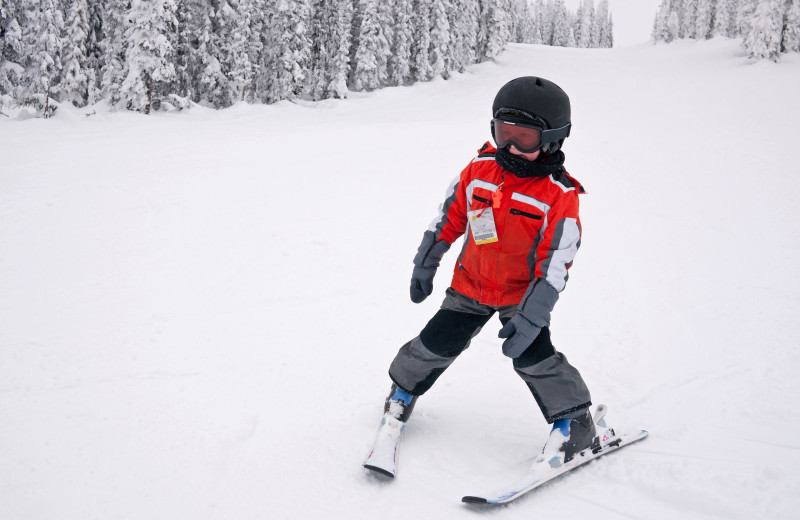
[563,0,662,46]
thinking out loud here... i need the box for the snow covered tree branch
[652,0,800,62]
[0,0,616,116]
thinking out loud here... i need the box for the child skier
[374,76,596,469]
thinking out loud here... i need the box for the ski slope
[2,39,800,519]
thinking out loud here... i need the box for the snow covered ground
[3,39,800,519]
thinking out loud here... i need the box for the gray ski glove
[498,279,560,358]
[410,265,436,303]
[498,313,542,358]
[410,231,451,303]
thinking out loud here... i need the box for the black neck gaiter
[495,148,567,178]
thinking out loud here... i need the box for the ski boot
[384,384,418,422]
[536,409,596,469]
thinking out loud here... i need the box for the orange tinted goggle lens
[493,119,543,153]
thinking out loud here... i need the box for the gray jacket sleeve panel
[516,278,560,328]
[427,175,461,239]
[539,216,581,293]
[413,172,467,268]
[413,230,451,268]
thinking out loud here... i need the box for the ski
[363,413,405,478]
[463,406,648,505]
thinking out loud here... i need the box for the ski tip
[363,464,396,479]
[462,496,488,504]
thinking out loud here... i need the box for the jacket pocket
[503,194,547,255]
[509,208,542,220]
[473,194,491,205]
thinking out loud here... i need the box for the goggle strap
[540,123,571,143]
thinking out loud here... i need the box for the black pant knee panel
[511,326,556,368]
[419,309,493,358]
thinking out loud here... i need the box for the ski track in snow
[2,39,800,519]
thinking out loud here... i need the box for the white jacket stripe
[427,175,461,233]
[544,217,581,292]
[511,192,551,215]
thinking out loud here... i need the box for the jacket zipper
[510,208,542,220]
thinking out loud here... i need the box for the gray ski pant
[388,288,592,423]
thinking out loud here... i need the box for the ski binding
[462,405,648,504]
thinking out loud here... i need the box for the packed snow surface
[2,40,800,519]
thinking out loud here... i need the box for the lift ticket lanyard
[468,183,503,245]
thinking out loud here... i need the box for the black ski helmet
[491,76,571,153]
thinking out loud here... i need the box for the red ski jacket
[429,143,585,307]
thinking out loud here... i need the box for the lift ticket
[468,207,499,245]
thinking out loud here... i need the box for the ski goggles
[492,119,571,153]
